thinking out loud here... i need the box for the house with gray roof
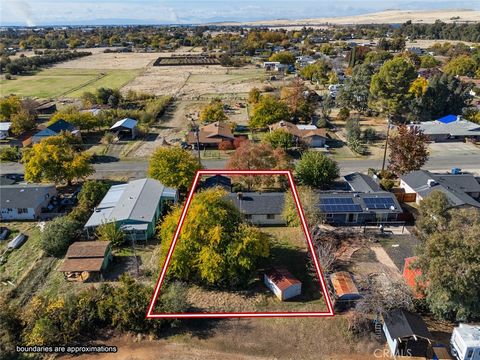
[318,191,403,225]
[344,172,382,193]
[32,119,81,144]
[1,183,57,220]
[226,192,286,225]
[412,116,480,142]
[399,170,480,209]
[84,178,178,240]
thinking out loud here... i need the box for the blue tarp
[437,114,457,124]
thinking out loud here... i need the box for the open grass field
[0,68,142,98]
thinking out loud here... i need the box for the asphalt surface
[2,148,479,179]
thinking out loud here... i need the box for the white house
[0,184,57,220]
[451,324,480,360]
[264,267,302,301]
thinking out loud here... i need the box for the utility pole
[381,115,391,173]
[189,115,201,164]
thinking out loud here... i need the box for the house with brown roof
[269,120,328,148]
[186,121,235,148]
[59,241,112,282]
[264,267,302,301]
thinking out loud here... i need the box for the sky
[0,0,479,26]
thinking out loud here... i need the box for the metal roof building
[84,178,178,240]
[344,172,382,193]
[110,118,138,139]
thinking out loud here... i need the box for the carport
[110,118,138,140]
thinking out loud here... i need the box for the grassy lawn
[0,68,141,98]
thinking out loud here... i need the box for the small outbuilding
[110,118,138,140]
[330,271,362,311]
[383,309,434,358]
[264,267,302,301]
[59,241,112,282]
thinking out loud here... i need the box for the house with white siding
[1,184,57,220]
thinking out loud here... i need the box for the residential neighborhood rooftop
[343,172,382,193]
[85,178,177,228]
[400,170,480,208]
[0,183,56,209]
[225,192,285,215]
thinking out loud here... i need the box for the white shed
[264,267,301,301]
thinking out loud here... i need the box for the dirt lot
[63,317,379,360]
[124,65,266,98]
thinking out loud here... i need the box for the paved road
[2,149,479,179]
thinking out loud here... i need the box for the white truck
[451,324,480,360]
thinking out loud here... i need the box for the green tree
[10,108,36,135]
[263,129,294,150]
[23,135,94,184]
[159,188,270,288]
[199,99,228,123]
[419,54,439,68]
[0,146,21,162]
[96,222,125,248]
[443,54,477,77]
[388,125,429,176]
[416,208,480,321]
[295,151,339,189]
[49,106,102,131]
[410,73,472,121]
[40,216,81,257]
[338,63,374,113]
[249,95,290,128]
[148,147,202,191]
[248,87,261,104]
[369,57,417,118]
[0,95,22,119]
[269,51,295,64]
[299,60,332,85]
[77,180,110,210]
[282,186,322,229]
[416,190,451,239]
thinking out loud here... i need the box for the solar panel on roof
[320,204,362,213]
[364,197,396,210]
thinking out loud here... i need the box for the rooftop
[415,117,480,137]
[344,172,382,193]
[269,121,327,140]
[65,241,110,259]
[383,309,433,342]
[330,271,360,298]
[187,121,234,144]
[455,324,480,347]
[318,191,402,214]
[1,183,56,209]
[225,192,285,215]
[400,170,480,208]
[85,178,177,228]
[110,117,138,130]
[265,267,301,291]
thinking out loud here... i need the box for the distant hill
[211,9,480,26]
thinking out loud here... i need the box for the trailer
[7,233,27,249]
[451,324,480,360]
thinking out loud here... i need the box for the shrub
[0,146,21,162]
[218,140,234,151]
[96,222,125,248]
[40,216,81,257]
[337,107,350,121]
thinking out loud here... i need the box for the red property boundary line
[146,170,335,318]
